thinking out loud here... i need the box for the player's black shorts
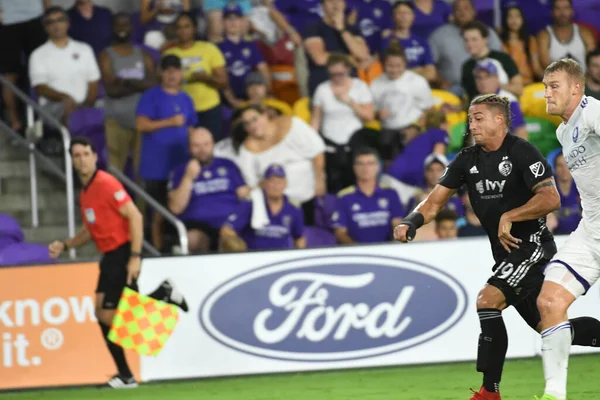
[96,242,137,309]
[487,242,552,329]
[184,220,220,251]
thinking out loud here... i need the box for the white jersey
[556,96,600,239]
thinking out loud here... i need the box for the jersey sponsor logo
[529,161,545,178]
[114,190,126,201]
[486,179,506,192]
[84,208,96,224]
[198,254,468,361]
[469,166,479,174]
[475,179,505,198]
[573,126,579,143]
[564,145,588,172]
[498,157,512,177]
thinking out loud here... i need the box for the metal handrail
[108,166,189,255]
[0,122,161,257]
[0,75,76,258]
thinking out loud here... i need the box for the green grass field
[5,355,600,400]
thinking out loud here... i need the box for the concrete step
[0,175,63,194]
[8,209,82,227]
[0,192,70,212]
[0,143,29,161]
[0,160,31,178]
[20,226,100,260]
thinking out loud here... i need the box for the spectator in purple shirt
[303,0,370,96]
[67,0,113,55]
[218,4,271,107]
[412,0,452,39]
[347,0,392,55]
[168,127,250,253]
[331,147,405,244]
[548,152,582,235]
[380,1,437,84]
[221,164,306,250]
[473,60,527,140]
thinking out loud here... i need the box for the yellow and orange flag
[108,287,179,356]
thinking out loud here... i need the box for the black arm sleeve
[438,151,467,190]
[511,140,553,190]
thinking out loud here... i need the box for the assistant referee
[49,136,143,388]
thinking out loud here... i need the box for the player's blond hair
[470,94,512,128]
[544,58,585,86]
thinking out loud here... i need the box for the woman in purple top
[411,0,452,39]
[550,152,582,235]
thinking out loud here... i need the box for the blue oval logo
[199,255,468,362]
[573,127,579,142]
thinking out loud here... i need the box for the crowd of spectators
[1,0,598,255]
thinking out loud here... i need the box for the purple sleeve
[291,206,305,239]
[226,201,252,232]
[273,0,291,13]
[330,198,349,229]
[510,101,526,130]
[431,128,449,146]
[228,162,246,189]
[439,0,452,21]
[388,190,405,219]
[185,94,198,126]
[167,165,186,191]
[136,89,155,118]
[250,42,265,67]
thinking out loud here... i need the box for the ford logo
[199,255,468,362]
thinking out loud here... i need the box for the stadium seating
[449,121,467,153]
[0,214,54,267]
[431,89,466,128]
[520,83,563,126]
[525,116,560,157]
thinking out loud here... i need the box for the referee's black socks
[99,322,133,379]
[570,316,600,347]
[476,309,508,393]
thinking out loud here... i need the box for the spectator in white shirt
[311,53,375,192]
[29,6,101,124]
[370,43,434,159]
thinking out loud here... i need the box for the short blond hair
[544,58,585,85]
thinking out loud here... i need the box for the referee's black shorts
[96,242,137,309]
[487,242,553,330]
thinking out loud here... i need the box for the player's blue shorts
[203,0,252,13]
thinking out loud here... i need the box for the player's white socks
[541,321,571,400]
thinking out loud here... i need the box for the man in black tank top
[394,94,563,400]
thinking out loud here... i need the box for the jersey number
[496,262,515,279]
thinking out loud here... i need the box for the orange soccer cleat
[469,386,502,400]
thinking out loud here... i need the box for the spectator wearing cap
[585,49,600,101]
[204,0,252,42]
[165,12,228,141]
[435,208,459,240]
[473,60,527,140]
[370,44,435,159]
[240,72,293,117]
[67,0,113,55]
[136,54,198,250]
[218,4,271,108]
[461,20,522,101]
[380,1,436,83]
[168,127,249,253]
[331,147,404,244]
[100,12,157,174]
[428,0,502,96]
[347,0,392,56]
[220,164,306,250]
[411,0,451,39]
[303,0,370,96]
[29,6,100,125]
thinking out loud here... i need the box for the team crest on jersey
[282,216,292,227]
[529,161,545,177]
[498,157,512,177]
[352,203,361,212]
[242,48,251,58]
[378,198,388,209]
[203,171,212,179]
[374,8,382,17]
[85,208,96,224]
[573,127,579,142]
[218,167,227,176]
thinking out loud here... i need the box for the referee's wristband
[130,252,142,258]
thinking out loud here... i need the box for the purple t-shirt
[136,86,198,180]
[274,0,323,34]
[331,185,405,243]
[68,5,113,55]
[217,38,265,99]
[386,129,449,187]
[380,33,434,68]
[347,0,393,54]
[555,181,582,235]
[226,196,304,250]
[412,0,452,39]
[168,157,245,228]
[509,101,526,130]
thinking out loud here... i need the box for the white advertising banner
[138,235,599,382]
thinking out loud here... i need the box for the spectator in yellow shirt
[165,12,228,140]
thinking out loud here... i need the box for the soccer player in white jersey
[535,58,600,400]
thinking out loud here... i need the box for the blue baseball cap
[474,60,498,75]
[264,164,286,179]
[223,4,243,17]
